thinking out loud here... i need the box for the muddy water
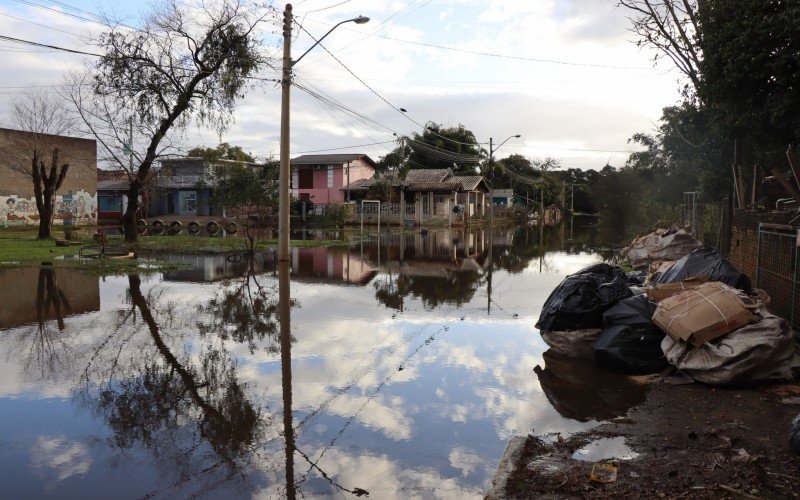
[0,218,642,499]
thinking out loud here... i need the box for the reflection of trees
[23,268,72,379]
[79,274,271,488]
[196,259,287,354]
[374,272,483,311]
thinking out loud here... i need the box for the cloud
[30,436,92,482]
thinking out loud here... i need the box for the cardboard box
[653,282,757,347]
[646,276,710,302]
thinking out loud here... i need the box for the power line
[301,17,657,71]
[11,0,104,25]
[0,11,87,38]
[0,34,100,56]
[295,140,395,154]
[301,0,352,14]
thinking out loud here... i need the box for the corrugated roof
[449,175,485,191]
[291,153,375,166]
[405,181,462,192]
[404,168,451,183]
[97,179,129,191]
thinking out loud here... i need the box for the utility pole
[278,3,293,261]
[277,8,368,260]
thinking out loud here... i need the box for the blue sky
[0,0,682,169]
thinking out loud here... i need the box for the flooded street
[0,219,639,499]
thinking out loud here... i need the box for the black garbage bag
[602,294,657,326]
[592,324,667,374]
[626,270,647,286]
[791,413,800,455]
[656,245,752,291]
[535,264,632,332]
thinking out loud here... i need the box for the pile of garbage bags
[538,239,800,386]
[621,226,702,270]
[535,264,631,332]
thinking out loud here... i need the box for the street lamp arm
[292,16,369,67]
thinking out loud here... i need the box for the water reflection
[534,351,647,422]
[0,218,642,498]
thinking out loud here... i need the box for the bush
[322,202,348,228]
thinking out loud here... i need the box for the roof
[405,182,463,192]
[404,168,451,183]
[97,179,129,191]
[291,153,376,167]
[450,176,485,191]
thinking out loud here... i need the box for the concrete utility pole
[486,134,520,228]
[277,3,369,261]
[346,160,351,202]
[278,4,292,261]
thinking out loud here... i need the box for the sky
[0,0,684,170]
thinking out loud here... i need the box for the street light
[487,134,521,225]
[278,4,370,261]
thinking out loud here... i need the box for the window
[98,196,122,212]
[298,168,313,189]
[327,165,334,188]
[180,191,197,213]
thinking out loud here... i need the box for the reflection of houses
[292,247,377,286]
[0,127,97,226]
[347,168,490,225]
[290,153,376,205]
[161,253,273,282]
[0,268,100,329]
[365,228,489,276]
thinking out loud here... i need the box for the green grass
[0,227,359,270]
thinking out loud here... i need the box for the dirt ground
[501,381,800,499]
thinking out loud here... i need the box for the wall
[0,127,97,226]
[0,190,96,226]
[728,210,798,278]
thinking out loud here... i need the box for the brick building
[0,127,97,226]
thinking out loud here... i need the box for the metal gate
[756,223,800,331]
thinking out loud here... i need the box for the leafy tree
[67,0,267,242]
[187,143,255,163]
[699,1,800,153]
[407,123,483,175]
[211,164,277,254]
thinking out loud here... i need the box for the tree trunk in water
[122,181,141,243]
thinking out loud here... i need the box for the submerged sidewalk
[489,381,800,498]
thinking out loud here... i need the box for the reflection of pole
[539,218,544,273]
[279,261,296,500]
[487,223,493,315]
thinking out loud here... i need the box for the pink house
[290,153,376,205]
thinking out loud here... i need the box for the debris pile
[621,226,701,270]
[537,234,799,385]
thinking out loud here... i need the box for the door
[180,191,197,215]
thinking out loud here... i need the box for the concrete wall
[0,128,97,198]
[0,128,97,226]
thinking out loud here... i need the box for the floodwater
[0,218,642,499]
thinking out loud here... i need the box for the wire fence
[756,223,800,331]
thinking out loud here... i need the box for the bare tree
[65,0,270,242]
[619,0,703,94]
[5,94,76,238]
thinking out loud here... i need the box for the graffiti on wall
[0,190,97,226]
